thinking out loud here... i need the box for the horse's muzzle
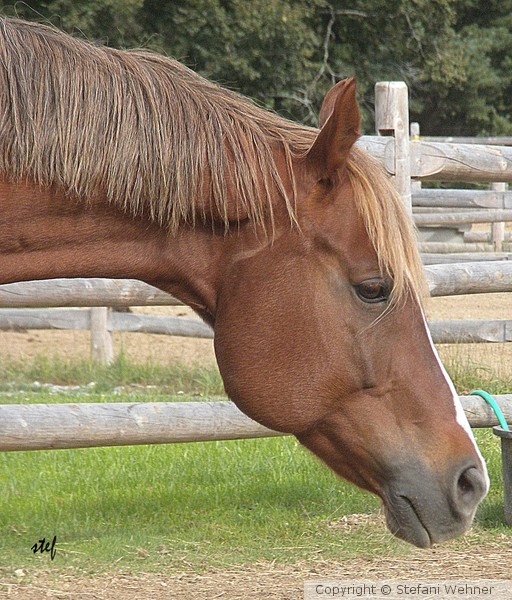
[382,458,489,548]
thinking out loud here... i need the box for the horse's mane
[0,17,313,231]
[0,17,425,304]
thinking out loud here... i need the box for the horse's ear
[306,77,360,180]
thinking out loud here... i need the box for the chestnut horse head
[0,18,488,547]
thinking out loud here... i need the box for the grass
[0,436,385,572]
[0,353,509,575]
[447,356,512,396]
[0,352,225,396]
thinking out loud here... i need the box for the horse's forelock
[347,148,427,310]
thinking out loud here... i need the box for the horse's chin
[383,499,433,548]
[382,493,474,549]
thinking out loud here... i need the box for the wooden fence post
[491,182,507,251]
[410,122,422,192]
[375,81,412,213]
[90,307,113,364]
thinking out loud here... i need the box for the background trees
[1,0,511,135]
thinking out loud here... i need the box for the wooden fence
[412,188,512,210]
[0,261,511,360]
[364,86,512,257]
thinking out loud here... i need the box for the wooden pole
[357,135,512,183]
[374,82,411,212]
[419,242,496,254]
[414,209,512,226]
[413,188,512,209]
[0,278,181,308]
[0,308,214,339]
[422,252,512,264]
[410,140,512,182]
[416,136,512,146]
[462,395,512,428]
[428,320,512,344]
[0,396,510,452]
[465,231,512,243]
[0,401,282,451]
[410,122,422,191]
[425,261,512,296]
[491,183,507,252]
[0,308,90,329]
[111,312,213,338]
[90,307,113,364]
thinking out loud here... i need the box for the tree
[0,0,144,47]
[418,0,512,135]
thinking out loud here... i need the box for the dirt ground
[0,290,510,598]
[4,532,512,599]
[0,305,217,367]
[426,293,512,378]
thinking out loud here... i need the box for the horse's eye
[355,279,391,304]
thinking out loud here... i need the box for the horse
[0,18,488,548]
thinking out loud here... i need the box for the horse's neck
[0,180,227,324]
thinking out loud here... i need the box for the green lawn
[0,355,509,574]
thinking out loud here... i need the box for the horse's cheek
[212,255,355,433]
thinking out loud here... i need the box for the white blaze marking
[421,310,490,492]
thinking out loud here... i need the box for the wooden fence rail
[465,231,512,243]
[416,136,512,146]
[412,189,512,209]
[428,320,512,344]
[358,135,512,183]
[419,242,499,254]
[0,308,510,345]
[0,308,214,339]
[426,261,512,296]
[421,253,512,265]
[0,262,510,309]
[414,209,512,226]
[0,278,179,308]
[0,396,511,452]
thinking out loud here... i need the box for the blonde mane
[0,17,425,303]
[0,18,310,231]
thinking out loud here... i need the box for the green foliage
[139,0,322,121]
[1,0,512,133]
[0,0,144,46]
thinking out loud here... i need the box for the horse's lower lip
[384,495,433,548]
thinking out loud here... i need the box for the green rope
[470,389,510,431]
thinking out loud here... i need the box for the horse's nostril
[458,469,475,495]
[456,465,487,508]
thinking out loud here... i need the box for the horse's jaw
[296,424,488,548]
